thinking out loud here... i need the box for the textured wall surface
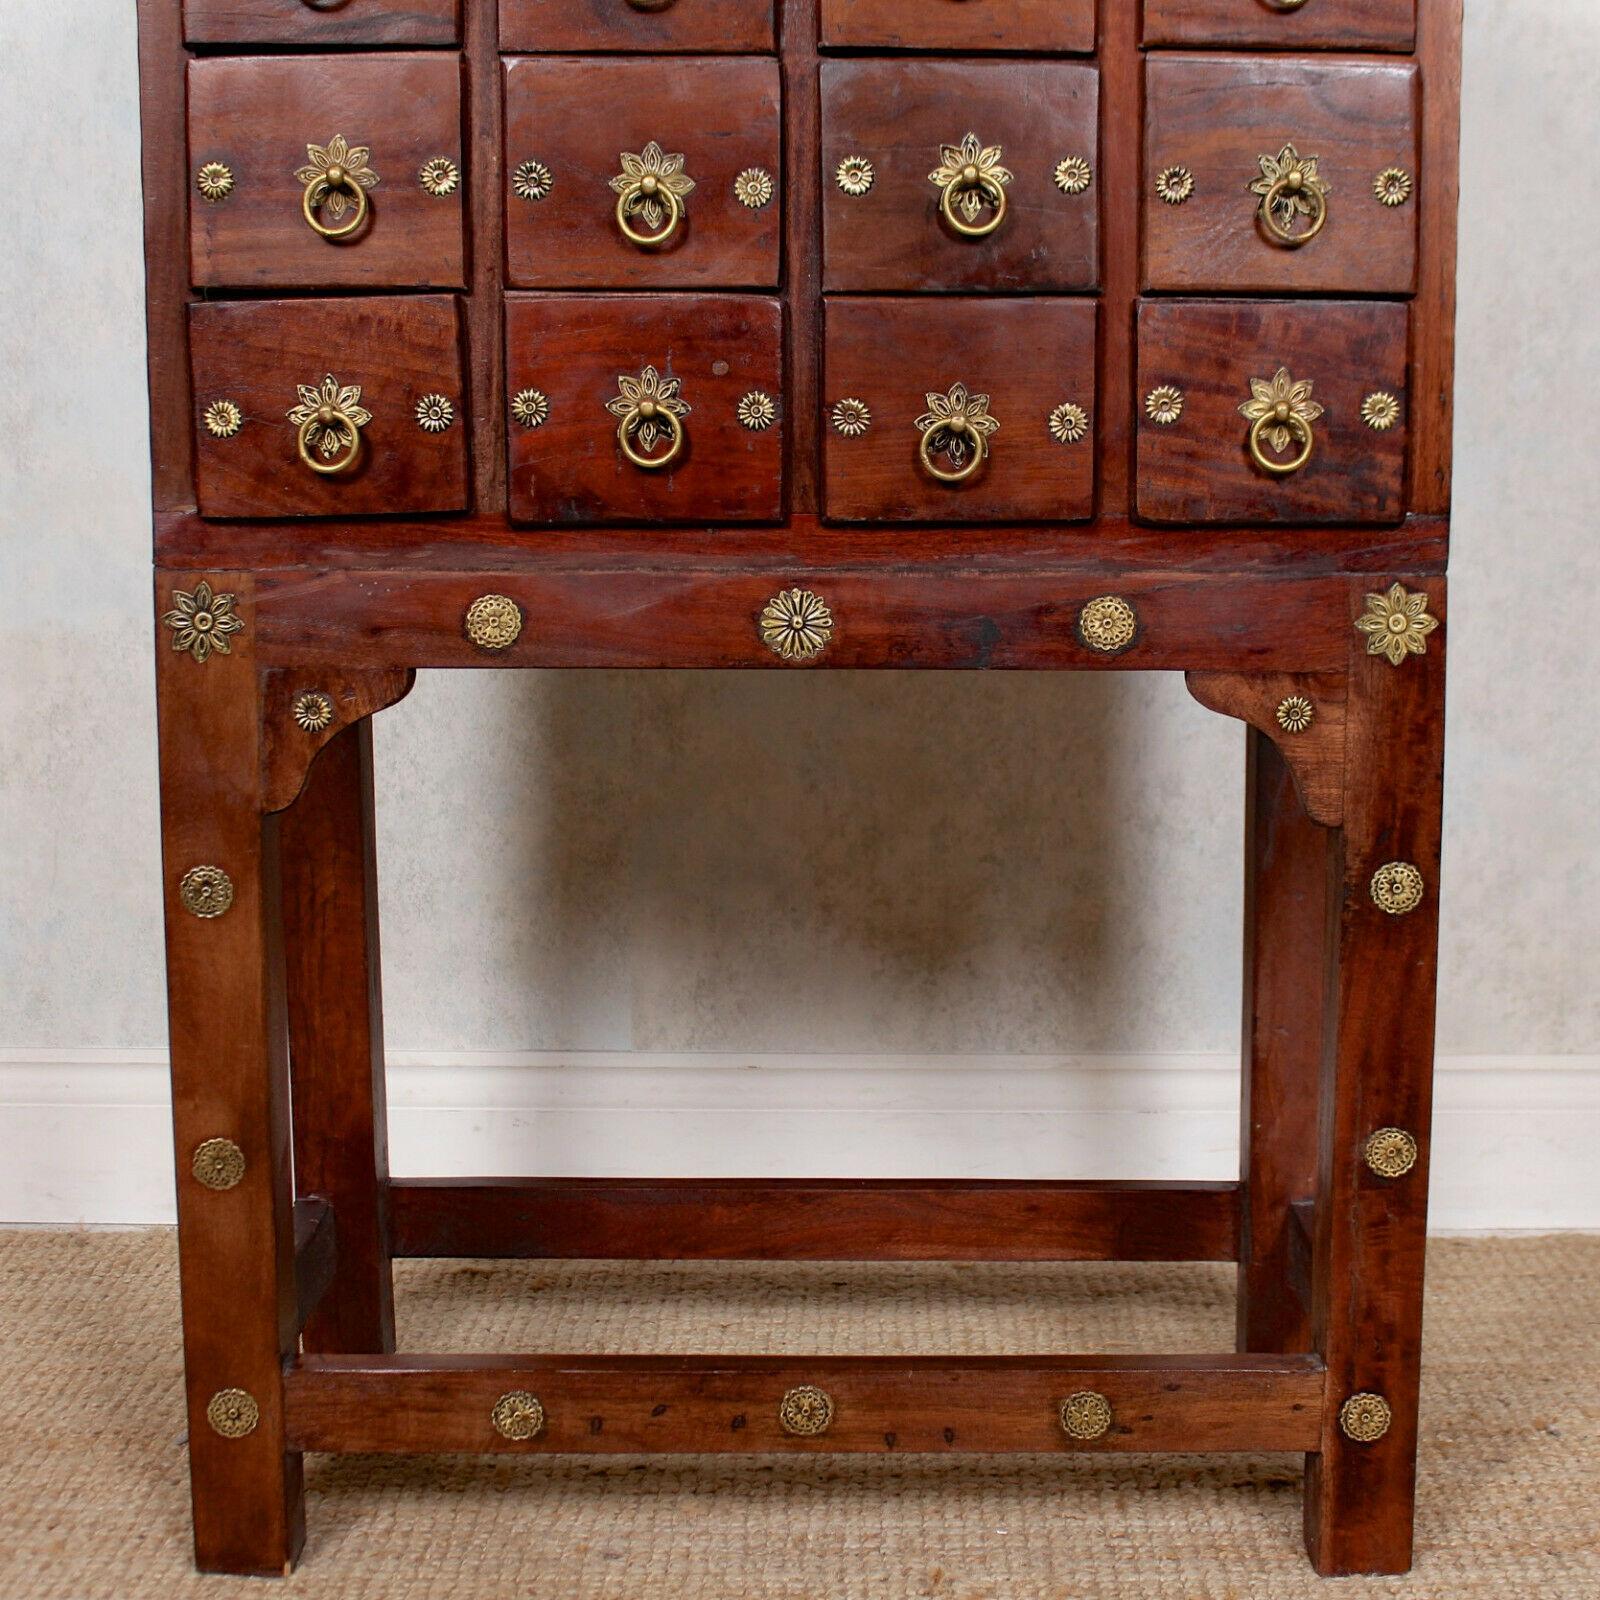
[1,2,1596,1072]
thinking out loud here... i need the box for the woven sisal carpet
[1,1231,1596,1598]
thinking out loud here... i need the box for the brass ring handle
[296,407,363,475]
[1259,173,1327,246]
[302,170,369,240]
[1248,411,1315,476]
[940,173,1008,239]
[615,181,682,247]
[1267,0,1312,9]
[918,422,986,483]
[617,403,685,470]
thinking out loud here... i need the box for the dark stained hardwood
[1142,55,1419,296]
[503,57,781,291]
[389,1178,1241,1262]
[184,0,461,45]
[499,0,774,53]
[260,666,415,814]
[1142,0,1415,52]
[821,0,1095,57]
[820,60,1100,294]
[187,55,466,292]
[292,1197,338,1338]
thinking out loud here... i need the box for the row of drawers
[190,54,1420,295]
[184,0,1420,53]
[190,293,1408,526]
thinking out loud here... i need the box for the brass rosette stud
[1077,596,1138,655]
[206,1388,260,1439]
[1356,583,1438,667]
[192,1138,246,1191]
[465,594,524,652]
[491,1391,546,1441]
[163,580,244,663]
[929,132,1013,239]
[1338,1392,1392,1443]
[1364,1127,1420,1179]
[179,865,235,920]
[1059,1390,1113,1440]
[1369,861,1425,916]
[778,1385,834,1436]
[759,588,833,663]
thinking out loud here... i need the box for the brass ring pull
[914,382,999,485]
[1259,174,1327,245]
[303,176,367,239]
[918,422,986,482]
[297,135,379,241]
[1250,143,1329,248]
[617,402,684,469]
[940,174,1008,239]
[296,407,363,474]
[614,180,683,247]
[606,364,691,470]
[929,133,1014,240]
[1248,411,1314,476]
[288,374,373,477]
[1240,367,1323,478]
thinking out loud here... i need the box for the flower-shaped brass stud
[179,865,235,920]
[1053,155,1093,196]
[415,394,455,433]
[287,375,372,476]
[511,388,550,429]
[1145,386,1184,425]
[192,1138,246,1191]
[734,167,775,209]
[1078,596,1138,655]
[1250,142,1329,246]
[207,1388,260,1439]
[465,594,524,652]
[835,156,875,197]
[1240,367,1324,476]
[1339,1392,1392,1443]
[292,691,335,733]
[610,141,695,246]
[831,397,871,437]
[1364,1127,1420,1179]
[1275,695,1315,734]
[778,1385,834,1436]
[915,382,999,483]
[418,157,460,197]
[296,134,379,239]
[196,162,234,203]
[1048,402,1089,446]
[203,400,242,440]
[607,365,691,469]
[929,132,1013,237]
[491,1391,545,1441]
[1155,165,1194,205]
[1356,583,1439,667]
[760,588,834,663]
[1059,1391,1113,1440]
[163,580,244,664]
[1370,861,1426,917]
[737,390,777,431]
[512,159,553,202]
[1374,167,1413,207]
[1361,392,1402,432]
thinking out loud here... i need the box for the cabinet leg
[281,719,396,1353]
[1303,580,1446,1575]
[156,572,304,1575]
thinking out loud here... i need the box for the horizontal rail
[388,1178,1241,1263]
[285,1352,1325,1455]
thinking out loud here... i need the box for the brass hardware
[1361,392,1401,432]
[196,162,234,203]
[1250,143,1329,247]
[1369,861,1426,917]
[1365,1127,1420,1179]
[490,1391,546,1441]
[610,142,695,247]
[203,400,242,440]
[511,388,550,430]
[1339,1392,1392,1443]
[288,375,372,476]
[831,397,871,437]
[606,365,690,470]
[835,156,875,197]
[1240,367,1322,476]
[737,391,777,431]
[512,159,553,203]
[1275,695,1315,734]
[163,581,244,664]
[179,865,235,920]
[192,1138,246,1191]
[1374,167,1413,207]
[778,1385,834,1436]
[1145,386,1185,425]
[1155,165,1194,206]
[1059,1391,1113,1441]
[734,167,775,210]
[1356,583,1439,667]
[296,134,379,241]
[929,132,1013,238]
[206,1388,260,1439]
[465,595,524,652]
[1048,402,1089,446]
[626,0,677,9]
[415,394,455,433]
[1078,596,1139,655]
[1268,0,1312,8]
[418,157,459,198]
[915,383,999,484]
[292,691,335,733]
[760,588,834,663]
[1053,156,1093,196]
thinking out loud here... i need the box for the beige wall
[2,4,1596,1082]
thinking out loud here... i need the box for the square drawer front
[1135,299,1408,526]
[822,62,1099,293]
[183,0,459,45]
[1144,55,1418,295]
[505,294,783,524]
[1142,0,1415,52]
[189,296,469,519]
[504,58,781,290]
[188,56,465,291]
[824,298,1097,523]
[822,0,1095,54]
[500,0,773,53]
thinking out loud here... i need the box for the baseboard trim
[3,1049,1596,1230]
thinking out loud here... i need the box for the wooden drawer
[1144,55,1418,295]
[1134,299,1408,526]
[189,296,469,519]
[823,298,1097,523]
[499,0,774,53]
[505,294,783,524]
[183,0,460,45]
[821,0,1095,54]
[188,55,465,291]
[1142,0,1415,52]
[821,61,1099,294]
[504,57,781,291]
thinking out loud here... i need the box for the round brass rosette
[1338,1392,1392,1444]
[465,594,524,652]
[192,1138,246,1191]
[491,1390,546,1441]
[292,691,335,733]
[1369,861,1426,916]
[1077,596,1138,655]
[179,865,235,920]
[1364,1127,1419,1179]
[1276,695,1315,734]
[207,1388,260,1439]
[1058,1390,1113,1440]
[778,1385,834,1436]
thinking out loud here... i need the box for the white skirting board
[2,1049,1597,1230]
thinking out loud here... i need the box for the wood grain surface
[1142,0,1415,51]
[821,0,1095,54]
[499,0,774,52]
[184,0,460,45]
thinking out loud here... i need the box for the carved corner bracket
[260,666,416,814]
[1184,670,1348,829]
